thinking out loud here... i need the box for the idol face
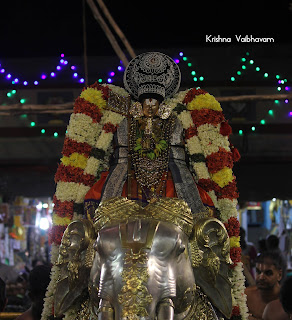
[255,259,282,290]
[142,98,160,118]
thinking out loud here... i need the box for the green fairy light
[256,67,260,71]
[241,58,246,62]
[183,57,187,61]
[54,132,59,138]
[7,92,12,97]
[237,71,242,75]
[187,62,192,67]
[239,130,243,135]
[260,119,266,125]
[251,126,256,131]
[242,65,246,70]
[30,121,36,127]
[199,76,204,81]
[191,71,196,76]
[249,60,254,64]
[268,109,274,116]
[264,73,268,78]
[193,77,197,82]
[231,77,236,81]
[41,129,46,134]
[274,100,279,104]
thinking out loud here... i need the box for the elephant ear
[54,219,96,317]
[190,218,233,319]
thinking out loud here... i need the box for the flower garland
[42,83,126,320]
[169,88,247,320]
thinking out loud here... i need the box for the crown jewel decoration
[123,52,181,102]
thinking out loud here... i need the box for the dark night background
[1,0,291,59]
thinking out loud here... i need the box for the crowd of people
[0,260,51,320]
[241,230,292,320]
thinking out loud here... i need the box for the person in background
[262,276,292,320]
[240,227,257,286]
[245,250,286,320]
[0,277,7,312]
[266,234,280,251]
[16,265,51,320]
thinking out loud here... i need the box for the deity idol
[43,52,247,320]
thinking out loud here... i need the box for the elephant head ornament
[54,197,232,320]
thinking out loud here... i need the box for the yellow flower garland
[210,167,234,188]
[187,93,222,111]
[80,87,107,109]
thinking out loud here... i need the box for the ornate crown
[123,52,181,102]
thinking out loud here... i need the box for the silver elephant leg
[157,298,174,320]
[97,299,114,320]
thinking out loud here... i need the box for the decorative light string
[1,51,290,138]
[229,51,290,135]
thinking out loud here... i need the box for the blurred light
[42,203,48,208]
[107,78,112,83]
[199,76,204,81]
[193,77,197,81]
[23,81,28,85]
[7,92,12,97]
[41,129,45,134]
[30,121,36,127]
[34,81,39,85]
[187,62,192,67]
[64,60,68,65]
[98,78,102,83]
[73,72,78,78]
[6,74,12,79]
[51,72,56,77]
[268,109,274,116]
[264,73,268,78]
[285,99,289,104]
[255,67,260,71]
[54,132,58,137]
[20,98,26,104]
[14,78,19,83]
[36,202,43,210]
[237,71,242,75]
[117,66,123,71]
[179,52,184,56]
[251,126,256,131]
[60,59,64,64]
[242,65,246,70]
[274,100,279,104]
[41,74,46,79]
[109,71,115,76]
[182,57,187,61]
[260,119,266,125]
[0,69,5,73]
[174,59,179,63]
[241,58,246,62]
[71,65,76,70]
[277,87,281,91]
[231,76,235,81]
[289,111,292,117]
[12,90,16,94]
[79,78,85,83]
[61,53,65,57]
[56,66,61,70]
[39,217,49,230]
[276,75,280,79]
[239,129,243,135]
[191,71,196,75]
[285,86,290,91]
[249,60,254,64]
